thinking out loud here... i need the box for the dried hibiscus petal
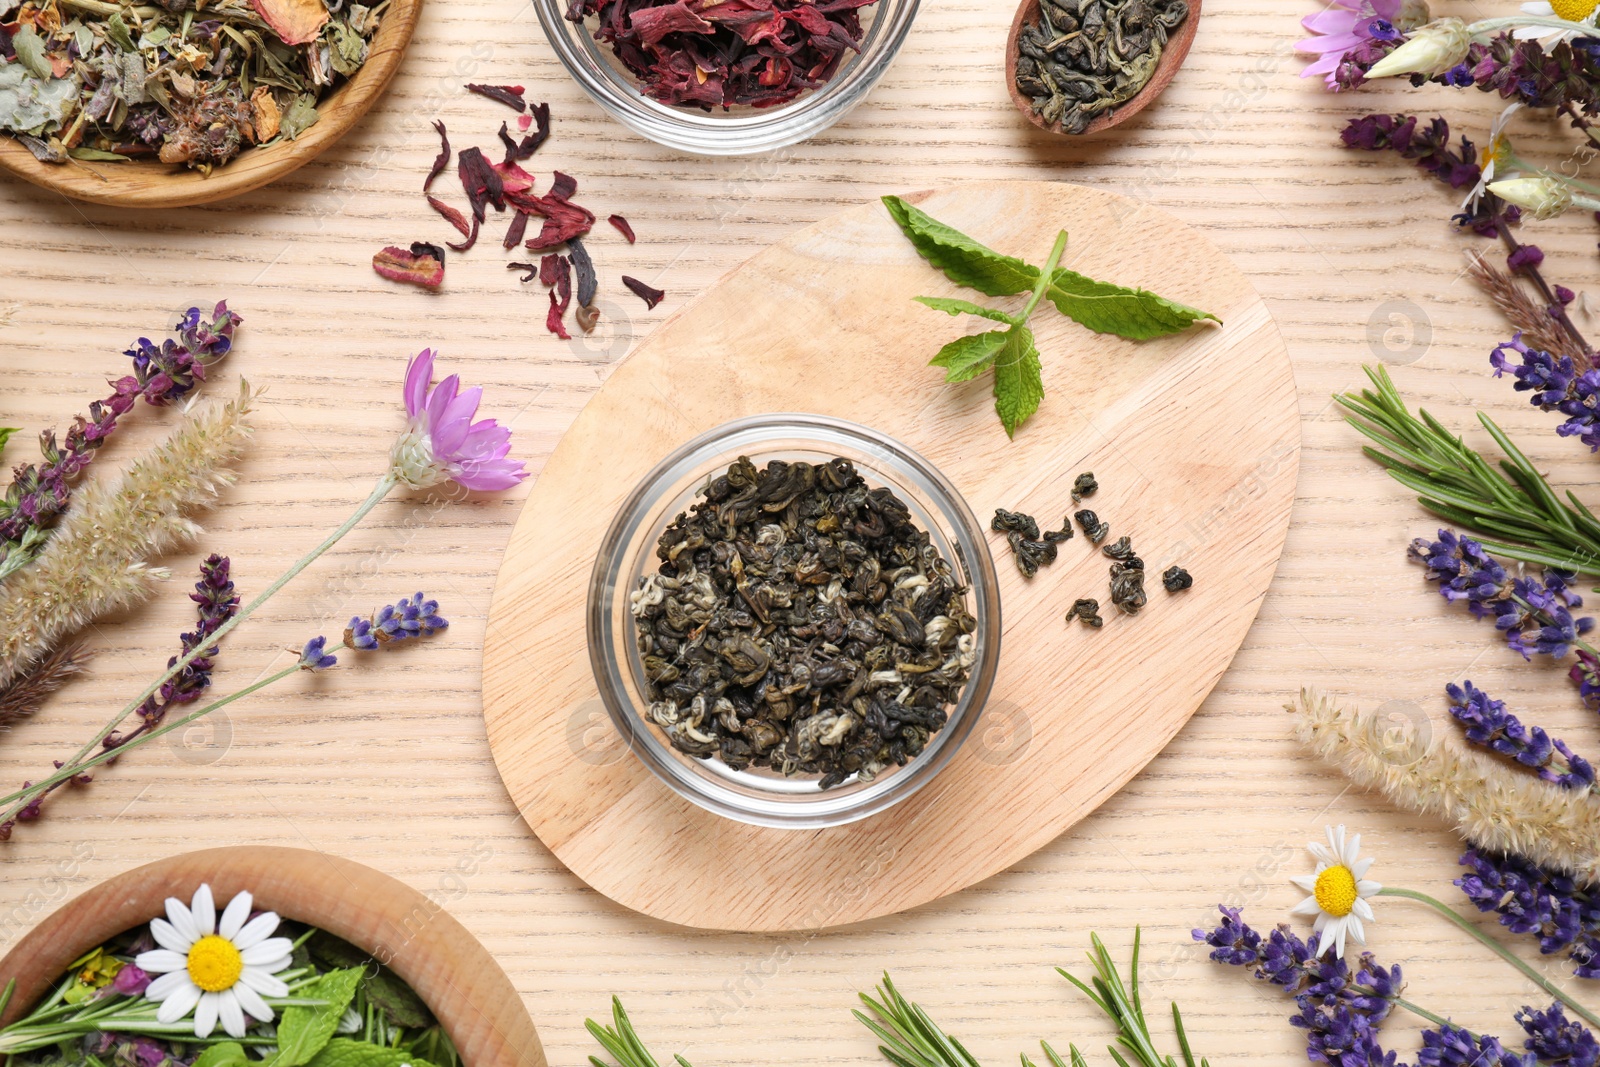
[466,83,528,112]
[508,261,541,282]
[448,216,480,253]
[622,275,665,309]
[504,210,530,249]
[499,103,551,164]
[608,214,636,243]
[545,255,574,340]
[539,253,562,287]
[426,195,472,239]
[374,244,445,289]
[251,0,328,45]
[457,146,505,223]
[510,171,596,251]
[569,236,598,309]
[425,120,450,191]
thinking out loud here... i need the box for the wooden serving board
[481,181,1299,932]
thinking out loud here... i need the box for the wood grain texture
[2,0,1599,1062]
[0,0,423,208]
[1005,0,1200,136]
[0,847,544,1067]
[481,181,1298,931]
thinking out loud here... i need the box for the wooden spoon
[1004,0,1201,137]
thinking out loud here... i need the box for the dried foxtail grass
[1465,249,1581,362]
[0,380,255,688]
[1292,687,1600,882]
[0,642,91,730]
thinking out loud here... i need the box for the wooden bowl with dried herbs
[0,0,421,207]
[1005,0,1199,136]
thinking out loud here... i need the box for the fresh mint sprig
[883,195,1219,438]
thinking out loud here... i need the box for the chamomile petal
[1291,825,1383,958]
[135,949,190,975]
[145,970,194,999]
[218,891,253,941]
[218,989,246,1038]
[141,884,291,1040]
[232,912,280,950]
[156,981,202,1024]
[190,885,216,937]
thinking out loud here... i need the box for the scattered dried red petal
[545,256,574,340]
[425,120,450,191]
[448,216,480,253]
[608,214,636,243]
[539,254,562,287]
[547,292,572,340]
[466,83,528,111]
[251,0,328,45]
[491,159,537,194]
[426,194,472,238]
[504,210,530,249]
[510,171,596,251]
[508,261,541,282]
[622,275,665,309]
[569,237,597,308]
[374,244,445,289]
[517,114,533,130]
[457,146,505,223]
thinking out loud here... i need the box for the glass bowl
[533,0,921,155]
[587,413,1001,829]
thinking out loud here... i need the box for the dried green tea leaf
[882,195,1036,297]
[105,12,136,51]
[1045,268,1219,340]
[929,330,1007,383]
[11,26,54,81]
[992,325,1043,438]
[278,93,318,139]
[915,296,1019,325]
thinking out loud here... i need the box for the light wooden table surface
[3,0,1598,1061]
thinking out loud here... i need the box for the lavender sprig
[1411,530,1596,661]
[344,592,447,651]
[1457,850,1600,979]
[1418,1026,1535,1066]
[1446,681,1597,791]
[0,302,241,582]
[1492,334,1600,449]
[1518,1003,1600,1065]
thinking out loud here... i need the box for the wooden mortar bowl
[0,846,543,1067]
[1004,0,1200,137]
[0,0,422,208]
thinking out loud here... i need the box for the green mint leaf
[992,326,1043,438]
[194,1043,249,1067]
[268,968,364,1067]
[1045,268,1219,340]
[882,196,1037,297]
[304,1039,444,1067]
[307,932,434,1030]
[0,429,15,454]
[930,331,1008,383]
[914,297,1019,325]
[105,12,136,51]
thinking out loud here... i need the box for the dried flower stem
[1465,249,1578,362]
[1378,886,1600,1030]
[0,381,255,688]
[1493,216,1593,361]
[0,643,91,732]
[1290,688,1600,881]
[0,472,401,826]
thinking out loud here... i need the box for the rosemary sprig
[1056,930,1208,1067]
[1337,364,1600,577]
[587,998,695,1067]
[855,974,1005,1067]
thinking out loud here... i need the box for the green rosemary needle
[587,998,694,1067]
[1056,930,1208,1067]
[1337,364,1600,577]
[856,975,998,1067]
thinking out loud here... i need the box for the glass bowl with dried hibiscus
[0,847,541,1067]
[535,0,920,154]
[587,413,1002,829]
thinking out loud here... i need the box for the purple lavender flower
[0,303,241,576]
[132,555,238,732]
[1518,1003,1600,1065]
[1457,850,1600,979]
[1419,1025,1536,1066]
[1491,334,1600,451]
[1446,681,1597,791]
[1409,530,1595,662]
[345,593,448,651]
[298,636,338,671]
[1573,651,1600,710]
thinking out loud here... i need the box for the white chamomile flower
[1289,825,1382,959]
[1516,0,1599,45]
[1463,102,1524,211]
[134,884,294,1039]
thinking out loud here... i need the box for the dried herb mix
[0,0,385,168]
[566,0,880,110]
[631,456,977,789]
[1013,0,1189,134]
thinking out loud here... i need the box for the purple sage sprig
[1446,681,1597,791]
[1457,849,1600,980]
[1410,529,1597,662]
[0,302,241,583]
[1491,334,1600,449]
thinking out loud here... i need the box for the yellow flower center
[1313,865,1360,918]
[1552,0,1599,22]
[1482,136,1510,172]
[186,935,243,992]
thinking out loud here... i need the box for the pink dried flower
[391,349,528,491]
